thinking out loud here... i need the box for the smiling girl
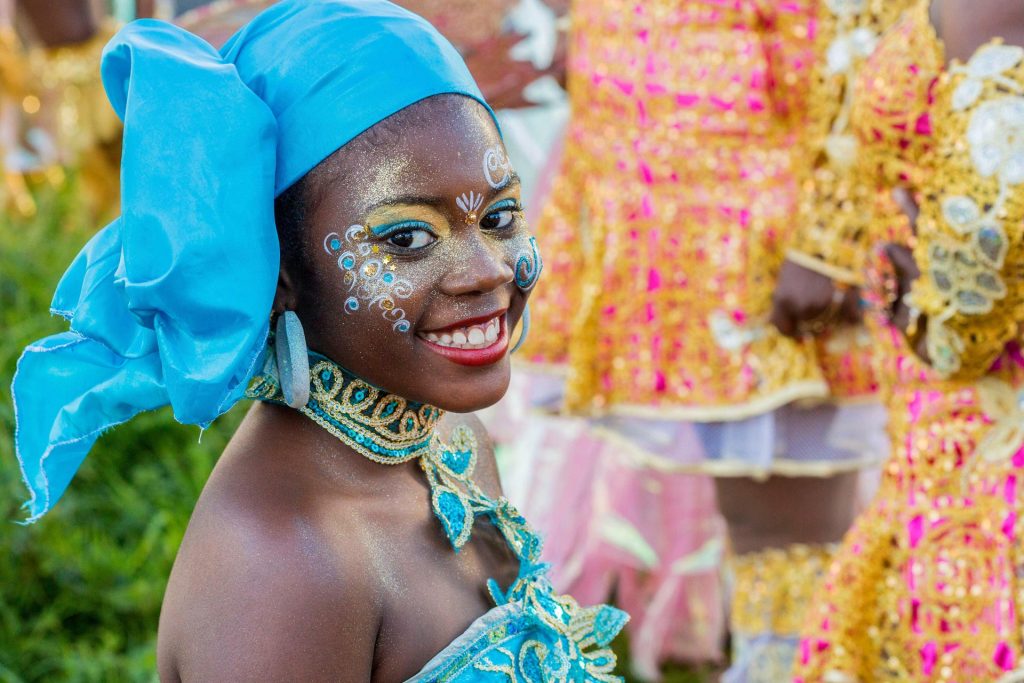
[11,2,625,681]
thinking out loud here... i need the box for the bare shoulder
[936,0,1024,64]
[436,412,503,498]
[157,444,380,682]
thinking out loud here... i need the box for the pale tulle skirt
[482,370,888,680]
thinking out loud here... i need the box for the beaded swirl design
[247,349,629,680]
[909,43,1024,377]
[247,352,441,463]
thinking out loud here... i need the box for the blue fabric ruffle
[12,0,491,522]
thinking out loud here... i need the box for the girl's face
[282,95,538,413]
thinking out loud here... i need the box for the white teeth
[421,315,504,350]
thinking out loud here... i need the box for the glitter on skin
[286,95,532,414]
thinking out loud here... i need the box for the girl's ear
[273,263,300,315]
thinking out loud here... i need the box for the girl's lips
[418,315,509,367]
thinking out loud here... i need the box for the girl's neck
[246,400,429,496]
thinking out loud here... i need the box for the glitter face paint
[323,224,415,332]
[456,191,484,223]
[482,144,512,189]
[294,95,533,413]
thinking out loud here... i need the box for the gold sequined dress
[525,0,881,419]
[796,5,1024,680]
[521,0,882,474]
[514,1,897,681]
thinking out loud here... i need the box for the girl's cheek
[323,224,418,334]
[507,231,543,292]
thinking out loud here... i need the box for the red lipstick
[418,313,509,367]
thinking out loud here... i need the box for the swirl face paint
[482,144,512,189]
[514,235,543,291]
[324,225,415,333]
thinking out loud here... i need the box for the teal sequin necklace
[247,350,629,679]
[250,352,443,463]
[246,350,538,556]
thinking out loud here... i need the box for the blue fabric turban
[12,0,493,522]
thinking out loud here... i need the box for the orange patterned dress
[514,1,898,681]
[796,4,1024,680]
[522,0,879,426]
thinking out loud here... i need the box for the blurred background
[0,175,245,680]
[0,0,718,680]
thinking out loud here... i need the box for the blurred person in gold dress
[776,1,1024,679]
[513,1,924,679]
[0,0,165,218]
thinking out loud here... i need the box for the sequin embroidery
[248,350,629,681]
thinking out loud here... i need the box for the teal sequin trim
[247,351,440,464]
[248,349,628,681]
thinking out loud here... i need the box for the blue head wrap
[12,0,493,522]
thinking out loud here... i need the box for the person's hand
[883,243,920,329]
[883,242,931,361]
[892,186,920,231]
[463,32,551,109]
[770,259,862,338]
[886,187,931,360]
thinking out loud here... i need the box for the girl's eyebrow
[364,174,523,214]
[489,173,522,194]
[365,194,448,213]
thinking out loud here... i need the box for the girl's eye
[386,228,436,249]
[480,202,520,230]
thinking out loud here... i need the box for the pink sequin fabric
[796,6,1024,680]
[797,319,1024,681]
[522,0,878,421]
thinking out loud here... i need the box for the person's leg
[715,473,859,683]
[716,474,858,554]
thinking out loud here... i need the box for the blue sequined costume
[249,353,628,682]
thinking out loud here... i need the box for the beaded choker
[248,351,442,464]
[246,349,628,673]
[245,350,538,555]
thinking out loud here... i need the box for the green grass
[0,177,244,682]
[612,636,720,682]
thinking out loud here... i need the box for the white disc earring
[275,310,310,408]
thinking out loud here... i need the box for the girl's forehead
[312,97,508,214]
[390,107,502,167]
[357,121,506,193]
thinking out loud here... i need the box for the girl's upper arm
[160,505,379,682]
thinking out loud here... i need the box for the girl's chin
[424,365,512,413]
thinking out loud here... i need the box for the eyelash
[481,199,523,231]
[372,220,438,252]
